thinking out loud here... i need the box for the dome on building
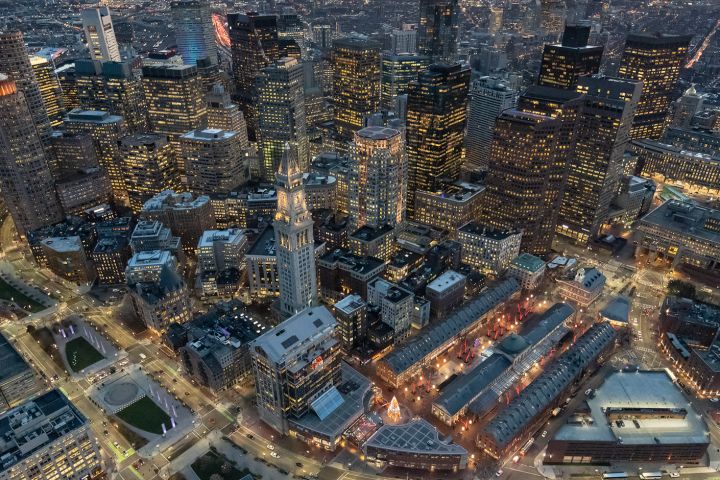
[497,333,529,355]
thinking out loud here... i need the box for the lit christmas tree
[387,395,401,423]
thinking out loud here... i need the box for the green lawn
[0,277,46,313]
[65,337,104,372]
[116,396,171,435]
[191,451,249,480]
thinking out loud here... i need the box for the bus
[639,473,663,479]
[602,473,628,479]
[520,437,534,456]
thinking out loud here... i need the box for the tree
[667,279,696,299]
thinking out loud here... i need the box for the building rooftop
[640,200,720,246]
[511,253,546,273]
[40,236,82,253]
[426,270,466,294]
[600,296,632,324]
[181,128,237,142]
[319,248,385,276]
[459,222,521,241]
[350,224,394,242]
[356,126,401,141]
[334,295,366,316]
[417,181,485,203]
[65,108,122,124]
[290,362,371,439]
[181,299,267,353]
[364,418,467,456]
[142,190,210,212]
[553,370,708,446]
[0,390,86,471]
[482,322,616,450]
[433,352,512,418]
[198,229,244,248]
[0,333,32,383]
[127,250,173,268]
[381,278,520,376]
[251,306,336,364]
[247,226,277,257]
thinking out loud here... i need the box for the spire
[277,142,302,180]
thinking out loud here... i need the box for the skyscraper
[380,52,430,112]
[417,0,459,63]
[670,85,704,129]
[557,76,642,244]
[228,12,280,139]
[119,134,182,213]
[64,109,128,203]
[480,109,567,255]
[0,74,62,235]
[465,76,517,170]
[0,31,52,143]
[273,144,318,318]
[256,57,309,180]
[180,128,248,195]
[81,7,121,62]
[171,0,218,67]
[405,63,470,218]
[206,83,249,145]
[349,126,407,230]
[75,59,148,133]
[537,24,604,90]
[332,37,382,142]
[29,55,64,127]
[142,64,207,167]
[618,32,692,140]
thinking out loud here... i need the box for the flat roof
[247,226,277,256]
[40,236,82,253]
[364,418,467,456]
[0,333,32,383]
[251,306,336,364]
[0,390,86,470]
[459,222,521,241]
[600,295,632,323]
[553,370,708,446]
[334,295,366,316]
[356,126,401,141]
[426,270,466,294]
[640,200,720,246]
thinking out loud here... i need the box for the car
[266,444,274,450]
[247,433,254,439]
[296,462,303,468]
[512,455,520,463]
[270,451,280,458]
[495,469,504,477]
[710,398,719,403]
[541,430,548,438]
[669,473,680,478]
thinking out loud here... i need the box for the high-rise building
[81,6,121,62]
[380,53,430,112]
[349,126,407,230]
[228,12,280,138]
[391,27,418,54]
[50,130,99,177]
[74,59,148,133]
[142,64,207,166]
[180,128,247,194]
[557,76,641,244]
[405,63,470,218]
[334,294,367,353]
[206,83,249,146]
[417,0,459,62]
[29,55,64,127]
[141,190,216,252]
[0,31,52,143]
[0,74,62,235]
[250,306,341,433]
[256,57,309,180]
[670,84,704,129]
[0,390,103,480]
[618,32,692,140]
[273,144,318,317]
[537,23,604,90]
[480,108,572,255]
[171,0,218,67]
[64,108,128,203]
[119,134,182,213]
[312,24,332,49]
[465,76,517,170]
[332,37,382,142]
